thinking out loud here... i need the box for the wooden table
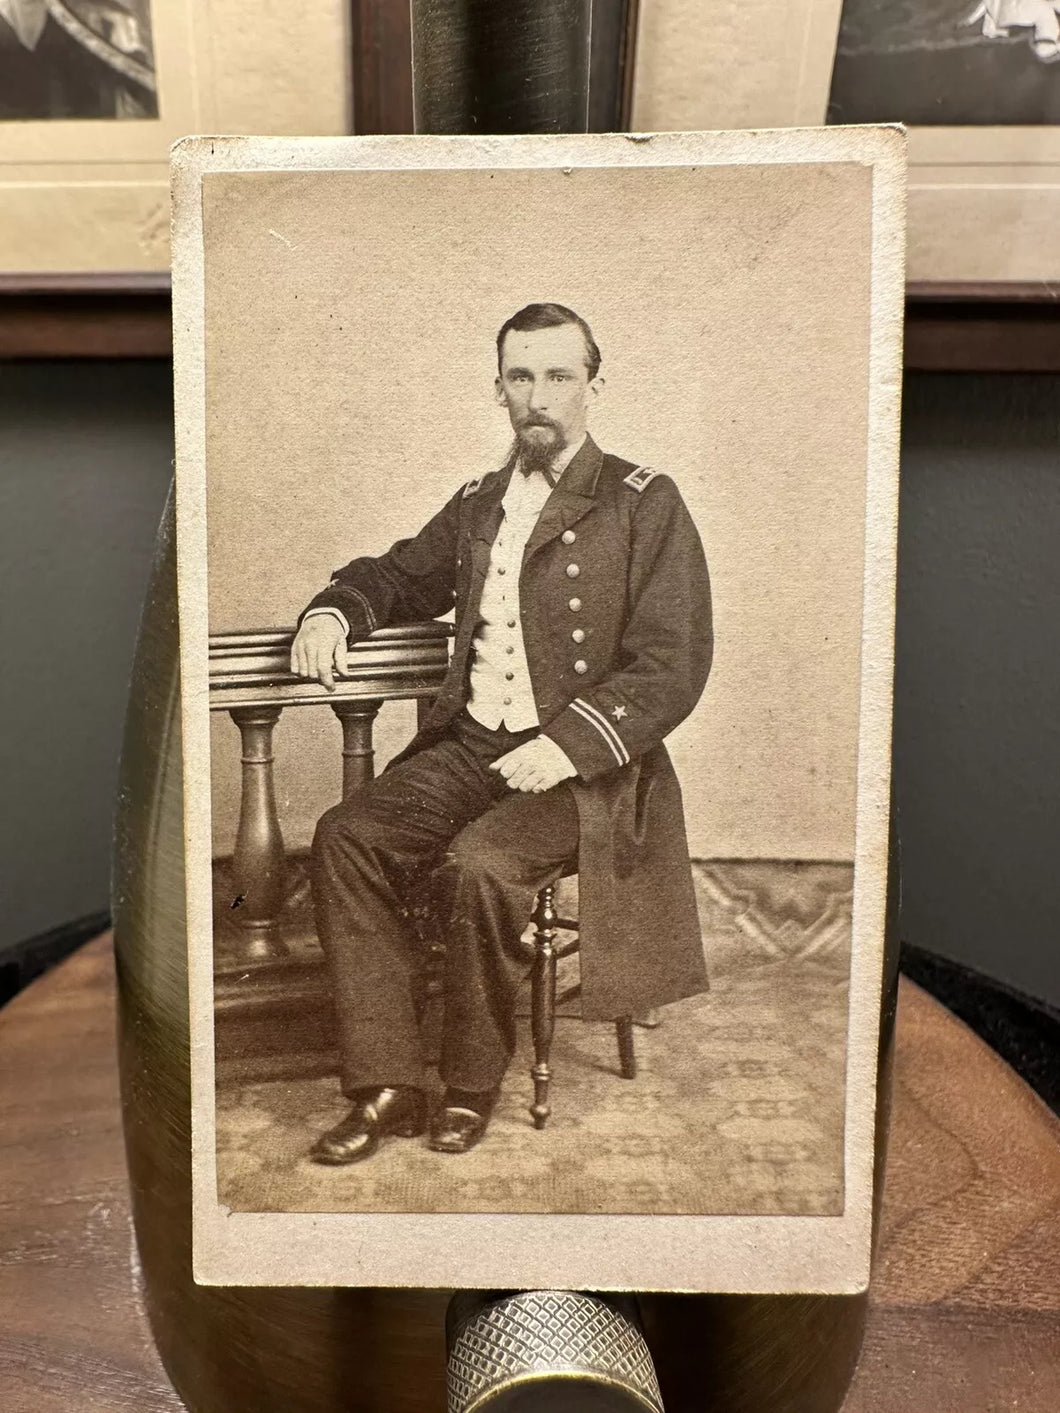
[1,937,1057,1412]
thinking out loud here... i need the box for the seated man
[291,301,713,1163]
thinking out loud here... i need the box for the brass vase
[113,493,899,1411]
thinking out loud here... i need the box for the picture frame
[3,0,1059,363]
[633,0,1060,284]
[0,0,351,278]
[0,0,640,357]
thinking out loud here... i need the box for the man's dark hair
[496,303,602,380]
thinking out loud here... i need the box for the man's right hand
[290,614,348,692]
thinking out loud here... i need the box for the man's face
[495,322,601,460]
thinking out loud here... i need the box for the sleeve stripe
[570,702,625,766]
[571,697,630,766]
[335,586,377,632]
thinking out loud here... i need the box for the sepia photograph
[174,130,904,1292]
[828,0,1060,125]
[0,0,157,120]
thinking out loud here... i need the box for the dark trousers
[310,711,579,1096]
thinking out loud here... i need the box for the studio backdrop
[204,160,873,865]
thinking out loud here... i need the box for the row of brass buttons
[567,574,587,668]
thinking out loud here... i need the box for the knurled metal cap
[446,1290,664,1413]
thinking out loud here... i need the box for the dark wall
[1,362,1057,1007]
[0,361,173,953]
[895,373,1060,1006]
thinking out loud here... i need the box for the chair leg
[615,1016,636,1080]
[530,886,558,1130]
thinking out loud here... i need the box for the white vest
[466,435,585,731]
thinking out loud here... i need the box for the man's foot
[428,1088,497,1155]
[309,1086,426,1165]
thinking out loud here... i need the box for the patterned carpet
[216,861,852,1217]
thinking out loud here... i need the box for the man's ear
[587,375,605,408]
[494,376,507,407]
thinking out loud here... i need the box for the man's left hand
[490,735,578,793]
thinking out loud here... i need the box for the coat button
[497,566,506,575]
[574,660,588,674]
[507,618,516,629]
[562,529,577,545]
[568,597,582,611]
[566,563,580,578]
[505,670,515,681]
[571,628,585,643]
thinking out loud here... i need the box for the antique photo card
[173,129,905,1292]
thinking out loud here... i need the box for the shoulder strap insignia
[462,476,484,499]
[623,465,659,494]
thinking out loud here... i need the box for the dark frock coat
[302,435,714,1019]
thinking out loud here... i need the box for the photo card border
[172,127,905,1293]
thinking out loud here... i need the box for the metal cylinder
[447,1291,664,1413]
[112,495,896,1413]
[411,0,593,134]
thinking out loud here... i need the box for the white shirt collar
[550,432,588,479]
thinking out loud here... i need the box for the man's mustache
[518,417,559,432]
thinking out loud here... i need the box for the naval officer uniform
[301,432,713,1110]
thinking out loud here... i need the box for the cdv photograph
[172,128,905,1292]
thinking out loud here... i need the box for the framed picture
[634,0,1060,284]
[172,127,904,1292]
[0,0,350,275]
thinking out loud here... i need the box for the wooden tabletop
[0,937,1057,1413]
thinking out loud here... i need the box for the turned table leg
[330,699,383,800]
[228,705,287,958]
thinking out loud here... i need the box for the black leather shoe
[309,1086,426,1166]
[428,1105,490,1155]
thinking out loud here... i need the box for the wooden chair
[416,877,641,1131]
[527,881,637,1130]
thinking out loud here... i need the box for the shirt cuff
[301,606,350,637]
[537,733,580,780]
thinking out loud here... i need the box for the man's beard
[515,420,564,478]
